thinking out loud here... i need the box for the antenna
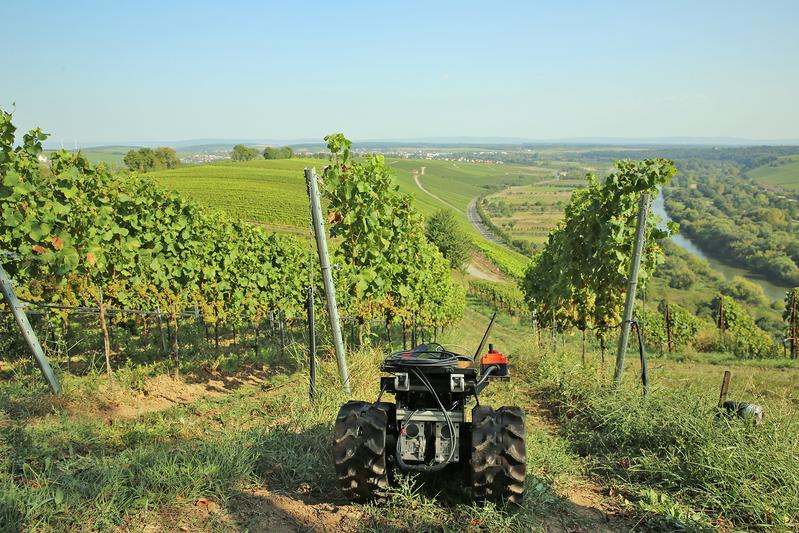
[473,311,497,360]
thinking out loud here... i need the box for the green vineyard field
[149,159,319,233]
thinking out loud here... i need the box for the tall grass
[531,351,799,530]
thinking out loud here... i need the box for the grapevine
[522,159,676,343]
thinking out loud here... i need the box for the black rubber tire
[334,400,390,501]
[470,405,526,504]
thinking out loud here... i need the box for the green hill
[748,155,799,193]
[150,157,547,275]
[149,159,317,234]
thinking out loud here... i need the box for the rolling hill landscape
[3,2,799,532]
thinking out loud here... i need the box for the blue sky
[2,1,798,144]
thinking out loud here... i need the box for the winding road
[412,166,507,246]
[467,198,506,245]
[413,168,459,212]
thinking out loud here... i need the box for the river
[652,188,789,301]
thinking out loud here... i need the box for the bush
[643,302,704,351]
[721,276,767,306]
[712,295,781,358]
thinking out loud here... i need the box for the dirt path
[410,165,515,255]
[62,367,273,423]
[466,252,508,282]
[131,488,360,533]
[412,167,460,212]
[225,488,360,532]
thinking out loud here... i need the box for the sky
[2,0,798,145]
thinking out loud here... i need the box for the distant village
[180,153,230,164]
[353,148,507,164]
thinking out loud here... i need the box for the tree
[123,148,155,172]
[425,209,470,269]
[263,146,293,160]
[721,276,767,306]
[123,147,179,172]
[231,144,259,161]
[153,147,180,169]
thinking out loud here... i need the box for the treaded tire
[334,400,390,501]
[470,405,526,504]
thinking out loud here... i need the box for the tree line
[123,147,180,172]
[231,144,294,161]
[664,159,799,286]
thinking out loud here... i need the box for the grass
[389,159,549,213]
[748,155,799,194]
[388,159,549,276]
[3,300,799,531]
[536,349,799,530]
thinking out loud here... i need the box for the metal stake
[307,287,317,401]
[614,192,650,385]
[305,167,350,394]
[0,264,61,395]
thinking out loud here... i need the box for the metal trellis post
[614,192,649,385]
[0,263,61,395]
[305,167,350,394]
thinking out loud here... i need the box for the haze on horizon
[2,0,798,145]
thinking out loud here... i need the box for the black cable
[474,364,497,389]
[631,320,649,396]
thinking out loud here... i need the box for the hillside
[748,155,799,194]
[45,146,136,167]
[150,159,316,234]
[149,157,546,276]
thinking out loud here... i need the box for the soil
[65,366,272,422]
[466,252,509,283]
[121,490,360,533]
